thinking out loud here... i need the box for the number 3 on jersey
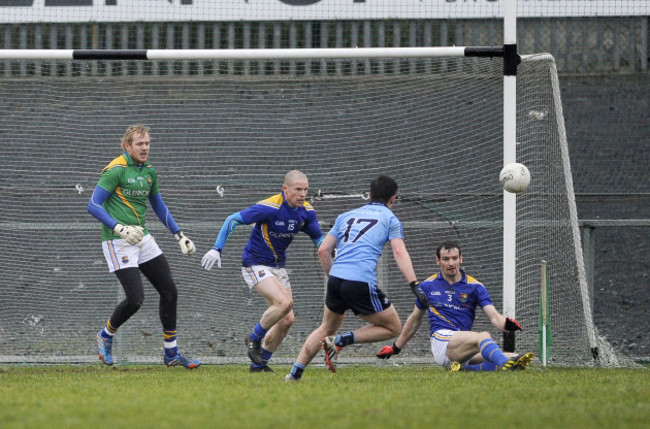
[343,218,379,243]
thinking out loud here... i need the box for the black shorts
[325,275,392,316]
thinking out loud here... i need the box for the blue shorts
[325,275,392,316]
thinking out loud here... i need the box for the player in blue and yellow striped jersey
[376,241,533,371]
[201,170,324,372]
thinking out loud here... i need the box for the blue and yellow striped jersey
[239,192,322,267]
[415,270,493,334]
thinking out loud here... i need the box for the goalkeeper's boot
[322,336,342,373]
[249,364,274,373]
[96,331,114,366]
[513,352,534,370]
[164,352,201,369]
[447,361,462,373]
[245,336,263,365]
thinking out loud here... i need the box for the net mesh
[0,54,633,366]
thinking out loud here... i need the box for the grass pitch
[1,364,648,428]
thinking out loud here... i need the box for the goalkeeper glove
[113,223,144,245]
[377,343,401,359]
[409,281,428,307]
[174,231,196,255]
[201,248,222,270]
[505,317,523,332]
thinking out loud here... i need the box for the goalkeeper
[376,241,533,371]
[87,124,200,369]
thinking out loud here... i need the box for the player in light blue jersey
[376,241,533,371]
[201,170,324,372]
[285,175,427,381]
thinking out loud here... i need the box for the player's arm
[390,237,427,305]
[212,211,245,251]
[201,211,245,270]
[396,305,426,348]
[377,305,426,359]
[148,192,195,255]
[149,192,180,234]
[390,238,416,283]
[317,234,337,275]
[88,185,144,245]
[483,304,523,332]
[87,185,119,229]
[312,235,325,248]
[302,212,325,248]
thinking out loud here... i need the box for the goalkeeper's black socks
[335,331,355,348]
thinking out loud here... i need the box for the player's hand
[505,317,523,331]
[174,231,196,255]
[409,281,428,307]
[377,343,401,359]
[201,248,222,270]
[113,223,144,245]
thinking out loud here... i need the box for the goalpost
[0,1,634,367]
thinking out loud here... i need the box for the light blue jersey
[328,202,403,285]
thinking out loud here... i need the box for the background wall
[562,74,649,360]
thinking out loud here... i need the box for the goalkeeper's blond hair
[121,124,150,151]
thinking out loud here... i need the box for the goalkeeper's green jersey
[97,152,159,241]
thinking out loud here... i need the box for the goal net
[0,53,631,367]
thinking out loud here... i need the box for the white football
[499,163,531,193]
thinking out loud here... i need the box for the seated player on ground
[377,241,533,371]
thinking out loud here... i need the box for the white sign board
[1,1,648,24]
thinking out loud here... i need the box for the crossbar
[0,47,503,61]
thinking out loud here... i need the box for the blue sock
[479,339,508,367]
[335,331,355,348]
[462,361,499,372]
[250,322,268,342]
[290,362,306,379]
[251,348,274,368]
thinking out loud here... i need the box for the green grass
[1,364,648,428]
